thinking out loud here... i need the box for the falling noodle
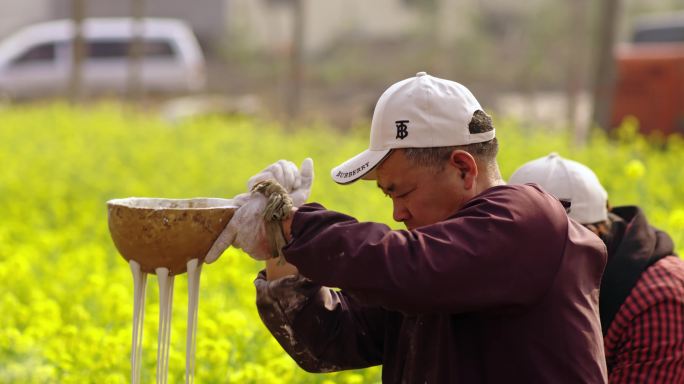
[186,259,202,384]
[155,267,174,384]
[130,260,147,384]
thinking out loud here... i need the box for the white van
[0,18,206,98]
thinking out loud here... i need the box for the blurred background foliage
[0,105,681,383]
[3,0,681,130]
[214,0,683,129]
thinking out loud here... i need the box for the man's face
[375,150,470,229]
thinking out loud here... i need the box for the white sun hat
[508,153,608,224]
[330,71,494,184]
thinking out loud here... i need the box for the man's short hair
[403,110,498,170]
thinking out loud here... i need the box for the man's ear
[448,150,478,190]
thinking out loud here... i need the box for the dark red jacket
[255,184,608,383]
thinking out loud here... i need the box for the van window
[11,43,56,66]
[633,25,684,44]
[88,41,128,59]
[143,40,175,58]
[87,40,176,60]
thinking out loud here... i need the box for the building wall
[305,0,417,50]
[226,0,477,54]
[50,0,228,50]
[227,0,422,53]
[0,0,473,56]
[0,0,51,39]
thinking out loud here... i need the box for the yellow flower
[624,159,645,180]
[345,374,365,384]
[669,209,684,229]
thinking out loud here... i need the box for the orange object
[611,43,684,136]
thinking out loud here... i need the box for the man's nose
[393,201,411,223]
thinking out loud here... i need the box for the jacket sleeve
[283,188,571,315]
[254,271,386,372]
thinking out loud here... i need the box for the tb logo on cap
[395,120,409,140]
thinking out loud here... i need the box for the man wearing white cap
[212,73,608,382]
[510,153,684,383]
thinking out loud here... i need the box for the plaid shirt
[604,256,684,383]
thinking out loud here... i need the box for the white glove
[204,191,272,263]
[205,158,313,264]
[247,158,314,207]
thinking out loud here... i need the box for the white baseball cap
[508,153,608,224]
[331,71,494,184]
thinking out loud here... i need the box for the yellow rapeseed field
[0,104,682,383]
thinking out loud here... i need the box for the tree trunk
[287,0,305,120]
[128,0,145,101]
[566,0,587,145]
[69,0,86,103]
[286,0,304,123]
[591,0,622,132]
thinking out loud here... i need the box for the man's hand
[205,191,272,263]
[265,257,299,280]
[204,158,314,264]
[247,158,314,207]
[204,192,249,263]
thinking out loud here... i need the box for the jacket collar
[599,205,675,334]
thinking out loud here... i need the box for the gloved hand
[204,191,272,263]
[204,158,313,264]
[247,158,314,207]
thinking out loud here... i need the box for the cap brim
[331,149,391,184]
